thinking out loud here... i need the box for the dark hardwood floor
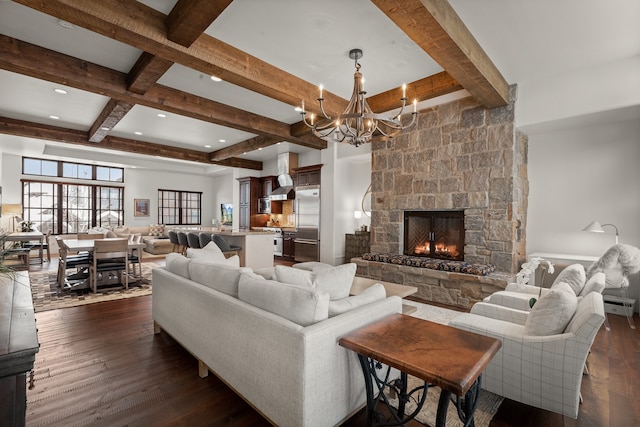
[24,260,640,426]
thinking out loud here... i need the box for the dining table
[62,238,146,290]
[6,231,45,265]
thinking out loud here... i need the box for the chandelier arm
[318,98,333,120]
[391,98,408,120]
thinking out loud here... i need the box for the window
[22,181,124,234]
[158,190,202,225]
[23,157,123,183]
[21,157,125,234]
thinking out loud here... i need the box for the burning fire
[414,242,459,258]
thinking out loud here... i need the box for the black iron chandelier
[300,48,417,147]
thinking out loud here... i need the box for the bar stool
[187,232,201,249]
[198,232,212,248]
[168,230,180,253]
[177,232,188,255]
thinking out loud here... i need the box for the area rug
[29,263,160,313]
[391,299,504,427]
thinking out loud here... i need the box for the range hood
[270,152,298,200]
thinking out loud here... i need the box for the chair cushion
[525,282,577,336]
[579,272,606,296]
[550,264,586,295]
[238,273,329,326]
[328,283,386,317]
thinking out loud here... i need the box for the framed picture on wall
[221,203,232,225]
[134,198,150,217]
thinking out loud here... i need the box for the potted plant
[515,257,554,308]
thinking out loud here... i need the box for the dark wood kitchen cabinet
[260,175,278,197]
[282,231,296,260]
[237,177,260,230]
[292,164,322,187]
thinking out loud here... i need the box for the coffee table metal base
[358,355,482,427]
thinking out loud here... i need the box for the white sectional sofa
[152,252,402,427]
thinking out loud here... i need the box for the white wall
[526,117,640,311]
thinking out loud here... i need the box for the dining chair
[90,238,129,293]
[77,233,104,240]
[56,236,91,289]
[127,234,143,279]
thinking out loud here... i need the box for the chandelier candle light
[301,49,418,147]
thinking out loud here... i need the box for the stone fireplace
[355,87,527,308]
[403,210,464,261]
[369,86,527,275]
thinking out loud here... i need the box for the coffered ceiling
[0,0,638,174]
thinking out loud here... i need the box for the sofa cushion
[149,224,165,237]
[165,253,191,279]
[275,265,314,287]
[188,259,250,298]
[105,230,118,238]
[187,241,227,264]
[114,227,130,237]
[525,282,577,336]
[314,263,357,300]
[275,263,356,300]
[579,272,606,296]
[551,264,586,295]
[238,273,329,326]
[328,283,386,317]
[254,267,276,280]
[292,262,333,271]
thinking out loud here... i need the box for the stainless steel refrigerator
[294,185,320,262]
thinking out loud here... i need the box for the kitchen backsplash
[267,200,295,227]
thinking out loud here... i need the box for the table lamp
[582,220,619,244]
[353,210,362,231]
[2,204,22,232]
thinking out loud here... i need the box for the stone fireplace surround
[355,86,526,308]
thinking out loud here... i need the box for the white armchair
[449,291,605,419]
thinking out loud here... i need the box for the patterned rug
[392,300,504,427]
[29,263,159,313]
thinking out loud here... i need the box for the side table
[339,314,501,427]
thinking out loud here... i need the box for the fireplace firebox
[403,210,464,261]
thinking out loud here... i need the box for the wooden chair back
[77,233,103,240]
[93,238,128,259]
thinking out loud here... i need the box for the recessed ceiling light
[134,131,143,135]
[49,115,59,120]
[294,106,303,112]
[210,76,222,82]
[54,88,67,94]
[277,142,281,145]
[157,113,166,118]
[243,152,247,155]
[204,145,211,148]
[219,139,226,143]
[258,147,263,150]
[100,126,110,131]
[57,19,75,29]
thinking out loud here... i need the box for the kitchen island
[214,230,275,269]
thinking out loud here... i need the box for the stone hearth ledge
[352,257,514,310]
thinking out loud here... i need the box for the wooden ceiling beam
[0,116,263,170]
[88,99,134,143]
[370,0,509,108]
[126,52,174,95]
[166,0,232,47]
[210,136,281,161]
[13,0,348,117]
[0,35,325,150]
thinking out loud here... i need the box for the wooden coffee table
[339,313,501,427]
[350,276,418,314]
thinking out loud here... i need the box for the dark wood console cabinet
[0,271,39,427]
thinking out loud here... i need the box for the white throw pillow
[114,227,130,237]
[254,267,276,280]
[187,241,227,264]
[238,273,329,326]
[550,264,586,295]
[188,259,249,298]
[328,283,386,317]
[525,282,577,336]
[165,253,191,279]
[313,263,357,300]
[275,265,314,287]
[579,272,606,296]
[275,263,357,300]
